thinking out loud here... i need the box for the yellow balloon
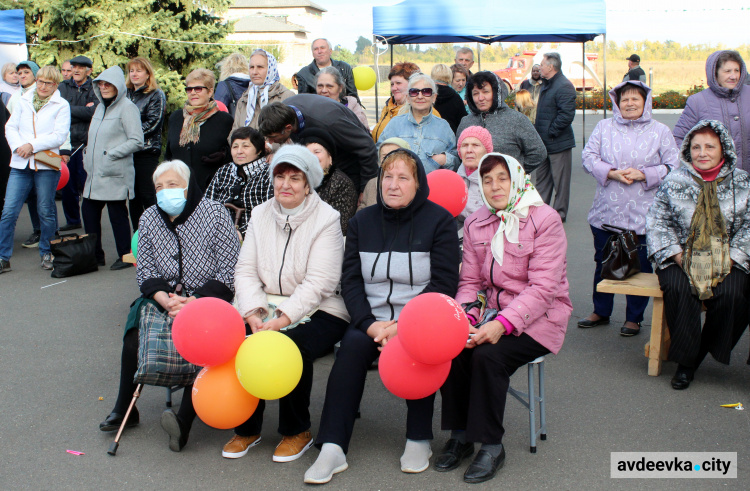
[353,65,377,91]
[235,331,303,400]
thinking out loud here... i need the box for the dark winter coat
[127,87,166,154]
[317,168,357,235]
[215,76,251,117]
[58,77,99,151]
[295,59,360,103]
[534,70,577,154]
[434,83,466,134]
[673,50,750,173]
[284,94,378,192]
[342,150,460,332]
[164,109,234,191]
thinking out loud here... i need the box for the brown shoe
[222,434,261,459]
[273,431,314,462]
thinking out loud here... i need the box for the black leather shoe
[161,409,190,452]
[59,222,82,232]
[464,447,505,483]
[99,407,139,431]
[434,439,475,472]
[577,316,610,328]
[110,258,133,270]
[620,322,641,337]
[671,367,695,390]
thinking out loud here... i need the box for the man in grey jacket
[81,66,144,270]
[295,39,360,103]
[534,52,576,222]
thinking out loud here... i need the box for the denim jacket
[377,111,458,173]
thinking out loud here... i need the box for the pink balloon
[427,169,468,217]
[379,336,451,400]
[398,292,470,365]
[57,162,69,190]
[172,297,246,367]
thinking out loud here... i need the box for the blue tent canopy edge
[372,0,606,44]
[0,10,26,44]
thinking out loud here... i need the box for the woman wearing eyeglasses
[165,69,234,190]
[376,74,458,173]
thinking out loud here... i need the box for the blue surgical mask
[157,188,187,216]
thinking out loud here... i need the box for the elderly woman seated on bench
[646,120,750,390]
[205,126,273,236]
[99,159,240,451]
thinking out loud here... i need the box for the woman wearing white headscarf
[436,153,571,484]
[232,49,293,132]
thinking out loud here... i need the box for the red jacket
[457,204,571,354]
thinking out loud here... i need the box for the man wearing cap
[623,54,647,83]
[6,61,39,114]
[58,55,99,231]
[294,39,360,103]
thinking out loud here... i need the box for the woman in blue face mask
[99,159,241,453]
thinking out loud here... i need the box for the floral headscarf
[245,49,280,126]
[478,153,544,265]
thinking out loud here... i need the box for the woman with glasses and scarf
[231,49,293,132]
[647,120,750,390]
[376,74,458,173]
[165,69,233,190]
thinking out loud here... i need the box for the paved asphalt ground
[1,113,748,490]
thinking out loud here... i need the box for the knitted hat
[298,128,337,160]
[457,126,493,154]
[16,61,40,77]
[380,137,411,151]
[270,144,324,189]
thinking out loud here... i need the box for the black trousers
[657,265,749,367]
[82,198,131,262]
[129,152,160,230]
[315,326,436,454]
[235,311,348,437]
[113,328,196,426]
[441,333,549,444]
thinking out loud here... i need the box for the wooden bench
[596,273,670,376]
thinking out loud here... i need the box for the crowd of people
[2,39,750,485]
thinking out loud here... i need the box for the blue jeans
[0,168,59,259]
[591,225,653,323]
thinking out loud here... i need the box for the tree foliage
[1,0,240,111]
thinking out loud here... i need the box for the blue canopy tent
[0,10,28,69]
[372,0,607,132]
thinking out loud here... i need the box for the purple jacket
[582,81,679,235]
[457,204,571,354]
[673,50,750,172]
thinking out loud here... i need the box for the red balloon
[193,359,259,429]
[172,297,246,367]
[398,292,470,365]
[379,336,451,400]
[56,162,69,190]
[427,169,468,217]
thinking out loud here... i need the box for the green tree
[2,0,236,111]
[332,46,358,67]
[355,36,371,55]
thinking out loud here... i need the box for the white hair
[456,47,474,60]
[408,73,437,92]
[153,160,191,185]
[311,38,332,51]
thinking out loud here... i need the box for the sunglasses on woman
[408,88,434,97]
[185,86,208,93]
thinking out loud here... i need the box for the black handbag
[600,224,641,281]
[50,233,99,278]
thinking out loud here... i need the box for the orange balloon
[192,359,259,429]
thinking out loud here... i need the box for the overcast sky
[315,0,749,51]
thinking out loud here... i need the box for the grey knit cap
[269,143,324,189]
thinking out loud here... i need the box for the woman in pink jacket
[437,153,572,484]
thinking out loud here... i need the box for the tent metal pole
[582,42,586,146]
[603,33,607,119]
[390,45,393,68]
[375,43,379,117]
[477,42,481,71]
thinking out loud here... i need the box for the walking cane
[107,384,143,456]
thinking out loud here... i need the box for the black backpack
[222,80,238,118]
